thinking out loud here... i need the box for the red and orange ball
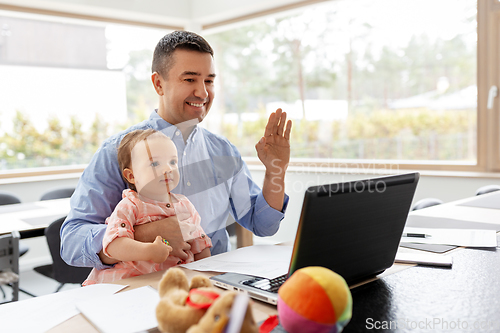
[277,266,352,333]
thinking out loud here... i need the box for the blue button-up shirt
[61,111,289,270]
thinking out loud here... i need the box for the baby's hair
[117,128,170,191]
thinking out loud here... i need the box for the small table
[0,198,70,238]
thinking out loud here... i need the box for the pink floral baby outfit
[83,189,211,285]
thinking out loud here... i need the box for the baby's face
[130,134,180,201]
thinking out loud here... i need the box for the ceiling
[0,0,329,31]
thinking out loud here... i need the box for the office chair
[475,185,500,196]
[0,231,20,303]
[33,216,92,292]
[411,198,444,211]
[39,187,75,201]
[0,191,31,298]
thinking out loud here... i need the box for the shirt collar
[150,110,201,142]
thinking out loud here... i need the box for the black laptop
[211,173,420,304]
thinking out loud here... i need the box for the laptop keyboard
[242,274,288,293]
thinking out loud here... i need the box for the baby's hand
[150,236,173,263]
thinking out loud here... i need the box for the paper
[401,227,497,247]
[395,252,452,267]
[458,191,500,210]
[181,245,293,279]
[76,286,160,333]
[406,213,500,231]
[0,284,126,333]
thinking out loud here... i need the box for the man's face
[153,49,216,125]
[129,135,180,201]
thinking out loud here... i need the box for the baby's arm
[107,236,172,263]
[194,247,211,261]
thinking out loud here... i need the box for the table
[49,267,278,333]
[0,198,70,238]
[41,195,500,332]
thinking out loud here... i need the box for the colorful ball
[277,266,352,333]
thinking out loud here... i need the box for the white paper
[76,286,159,333]
[406,214,500,231]
[458,191,500,210]
[401,227,497,247]
[180,245,293,279]
[395,252,452,267]
[0,284,126,333]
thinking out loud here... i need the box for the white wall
[2,168,500,271]
[252,168,500,245]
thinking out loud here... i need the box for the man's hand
[255,108,292,174]
[134,215,191,260]
[255,108,292,211]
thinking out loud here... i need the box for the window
[0,11,167,170]
[204,0,478,168]
[2,0,500,175]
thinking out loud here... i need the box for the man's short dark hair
[152,30,214,79]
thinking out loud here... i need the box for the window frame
[0,0,498,180]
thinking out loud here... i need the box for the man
[61,30,292,269]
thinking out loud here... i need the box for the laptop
[210,172,420,305]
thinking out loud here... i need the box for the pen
[402,233,431,238]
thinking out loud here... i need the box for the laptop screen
[288,173,419,284]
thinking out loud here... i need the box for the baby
[83,129,211,285]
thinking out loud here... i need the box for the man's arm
[255,108,292,211]
[61,139,127,270]
[134,216,191,260]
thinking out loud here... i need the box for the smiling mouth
[186,101,206,108]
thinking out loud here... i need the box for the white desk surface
[0,198,70,235]
[409,191,500,230]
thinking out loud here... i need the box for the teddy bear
[187,292,259,333]
[156,267,258,333]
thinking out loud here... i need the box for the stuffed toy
[156,267,258,333]
[187,292,259,333]
[275,266,352,333]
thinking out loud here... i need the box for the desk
[47,238,500,333]
[40,195,500,332]
[0,198,70,238]
[49,267,278,333]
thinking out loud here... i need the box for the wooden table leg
[235,223,253,248]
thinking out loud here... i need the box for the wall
[2,168,500,271]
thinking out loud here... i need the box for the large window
[3,0,500,175]
[0,11,167,170]
[204,0,477,164]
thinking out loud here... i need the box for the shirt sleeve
[60,138,127,270]
[226,149,289,237]
[102,196,138,257]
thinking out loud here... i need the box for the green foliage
[222,108,476,161]
[0,111,109,169]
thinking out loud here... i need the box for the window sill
[2,159,500,185]
[0,165,85,185]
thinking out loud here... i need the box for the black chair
[0,191,31,298]
[411,198,444,211]
[33,217,92,292]
[40,187,75,201]
[475,185,500,196]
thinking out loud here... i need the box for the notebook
[211,172,420,305]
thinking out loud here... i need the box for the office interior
[0,0,498,297]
